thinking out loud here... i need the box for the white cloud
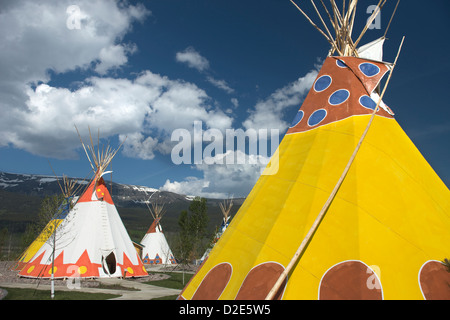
[160,67,320,198]
[176,47,235,94]
[0,0,321,199]
[0,1,234,160]
[0,0,149,85]
[231,98,239,108]
[14,76,153,158]
[161,177,222,198]
[243,69,318,132]
[206,76,234,94]
[120,132,158,160]
[95,43,137,75]
[12,70,233,159]
[147,80,232,133]
[161,150,269,198]
[0,0,151,150]
[176,47,210,72]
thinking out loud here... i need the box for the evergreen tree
[175,197,209,264]
[0,227,9,259]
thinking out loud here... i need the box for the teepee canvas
[19,131,148,279]
[141,201,176,265]
[15,176,79,271]
[179,1,450,300]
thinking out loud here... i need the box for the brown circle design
[419,260,450,300]
[319,260,383,300]
[235,262,286,300]
[192,262,232,300]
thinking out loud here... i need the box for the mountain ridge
[0,171,244,240]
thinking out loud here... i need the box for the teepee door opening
[102,252,117,275]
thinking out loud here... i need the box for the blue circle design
[359,63,380,77]
[359,95,377,110]
[336,59,347,68]
[329,89,350,105]
[290,110,304,127]
[314,75,332,92]
[308,109,327,127]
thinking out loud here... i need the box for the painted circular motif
[359,62,380,77]
[78,266,87,274]
[308,109,327,127]
[359,95,377,110]
[235,262,286,300]
[329,89,350,105]
[192,263,232,300]
[290,110,304,127]
[48,266,57,275]
[419,260,450,300]
[314,75,332,92]
[336,59,347,68]
[319,260,383,300]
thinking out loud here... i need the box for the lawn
[0,287,121,300]
[1,271,193,300]
[144,271,194,290]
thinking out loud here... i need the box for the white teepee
[141,200,176,265]
[19,130,148,279]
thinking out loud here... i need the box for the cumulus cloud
[13,70,232,159]
[0,0,234,160]
[120,132,158,160]
[161,150,269,198]
[14,77,151,158]
[0,0,148,85]
[0,0,321,198]
[176,47,210,72]
[95,43,138,75]
[242,69,318,132]
[0,0,150,150]
[161,68,318,198]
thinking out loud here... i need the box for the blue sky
[0,0,449,198]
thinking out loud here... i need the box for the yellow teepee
[179,0,450,300]
[14,175,79,271]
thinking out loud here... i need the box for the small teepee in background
[19,129,148,279]
[15,175,80,271]
[200,198,233,263]
[218,199,233,236]
[141,199,176,265]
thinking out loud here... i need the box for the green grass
[1,287,121,300]
[145,271,194,290]
[152,294,179,300]
[0,272,194,300]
